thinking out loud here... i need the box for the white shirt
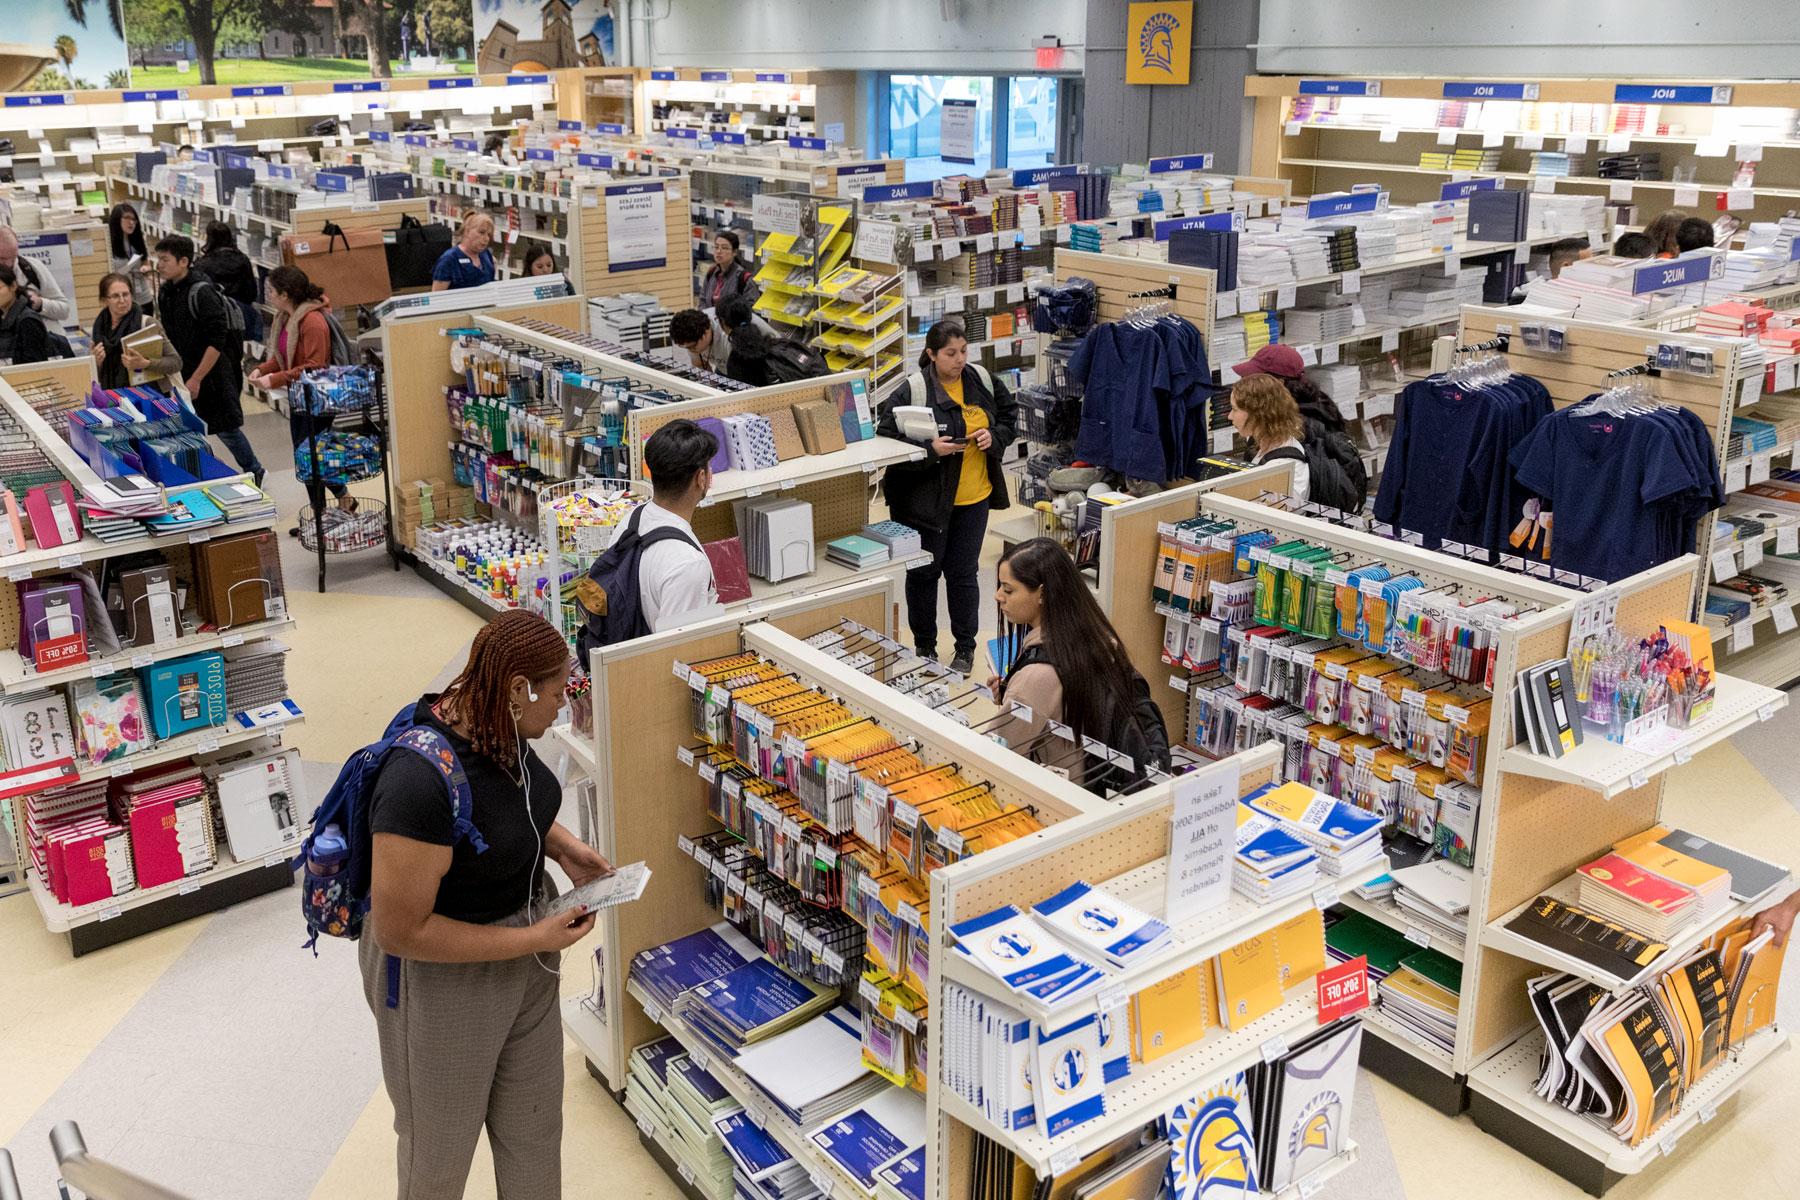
[636,500,723,631]
[1255,439,1311,502]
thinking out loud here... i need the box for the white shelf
[623,978,874,1200]
[938,984,1342,1174]
[1359,1004,1458,1076]
[0,515,279,581]
[942,855,1391,1024]
[1498,674,1787,798]
[1279,155,1800,201]
[550,722,597,779]
[1337,891,1466,962]
[1230,235,1574,298]
[698,438,925,507]
[24,821,300,933]
[1481,872,1799,993]
[0,618,292,691]
[75,714,303,784]
[739,550,932,609]
[560,993,615,1079]
[1283,121,1800,153]
[1467,1025,1790,1172]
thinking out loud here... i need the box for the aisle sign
[506,74,550,85]
[1440,177,1500,202]
[756,72,791,83]
[1012,164,1079,187]
[651,70,677,81]
[789,136,828,151]
[940,98,979,164]
[333,81,388,93]
[836,164,889,198]
[1443,82,1540,100]
[701,71,731,82]
[665,127,700,141]
[1317,957,1371,1022]
[1614,84,1733,104]
[123,89,183,102]
[428,78,475,89]
[231,84,289,97]
[1306,190,1384,219]
[594,122,626,135]
[523,147,554,161]
[1298,79,1381,96]
[1163,757,1238,923]
[1631,250,1723,295]
[1149,153,1214,174]
[577,153,614,169]
[1126,1,1192,85]
[715,131,748,145]
[863,181,935,204]
[557,119,583,131]
[1154,211,1240,239]
[603,182,667,272]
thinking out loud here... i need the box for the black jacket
[724,320,779,388]
[193,246,258,306]
[0,296,50,365]
[877,366,1018,534]
[700,259,759,310]
[157,272,243,432]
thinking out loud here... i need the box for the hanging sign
[1164,757,1238,922]
[752,193,804,237]
[790,136,828,151]
[651,70,676,81]
[1298,79,1381,96]
[1127,1,1193,85]
[940,98,978,164]
[604,182,667,272]
[1613,84,1733,104]
[1154,211,1241,239]
[1632,250,1724,294]
[1440,177,1501,201]
[701,71,731,82]
[1443,82,1539,100]
[1149,153,1214,174]
[1011,164,1079,187]
[715,131,748,145]
[1306,190,1384,218]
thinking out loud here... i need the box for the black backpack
[573,504,703,667]
[762,336,831,383]
[1007,644,1171,793]
[186,278,246,340]
[1263,421,1368,514]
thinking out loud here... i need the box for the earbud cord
[515,710,560,978]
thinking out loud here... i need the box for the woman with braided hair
[360,609,613,1200]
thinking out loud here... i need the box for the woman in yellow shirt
[876,320,1019,675]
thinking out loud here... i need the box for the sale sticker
[1317,955,1371,1022]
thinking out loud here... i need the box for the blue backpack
[296,702,489,962]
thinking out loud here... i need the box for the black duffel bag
[385,214,452,290]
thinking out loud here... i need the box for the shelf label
[1761,703,1780,722]
[1012,164,1079,187]
[1614,84,1732,104]
[178,880,202,895]
[333,80,388,93]
[635,1114,654,1137]
[198,737,220,753]
[1317,955,1371,1022]
[1153,210,1240,240]
[123,88,184,102]
[428,77,474,89]
[232,84,289,97]
[97,905,122,921]
[810,1165,836,1196]
[1148,153,1214,174]
[1629,769,1651,790]
[1443,82,1540,100]
[676,746,695,767]
[5,93,72,107]
[1440,177,1500,202]
[1259,1033,1290,1062]
[1404,925,1431,948]
[506,73,550,85]
[863,181,935,204]
[1298,80,1381,96]
[1306,190,1383,219]
[1047,1145,1083,1177]
[1312,884,1339,910]
[89,660,117,679]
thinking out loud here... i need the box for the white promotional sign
[603,183,667,272]
[1164,757,1240,923]
[941,98,978,165]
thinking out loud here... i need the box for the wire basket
[299,499,390,554]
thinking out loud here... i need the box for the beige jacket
[993,627,1063,762]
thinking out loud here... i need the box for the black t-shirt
[368,694,562,924]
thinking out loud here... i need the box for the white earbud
[528,687,540,702]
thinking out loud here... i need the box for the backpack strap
[970,363,994,397]
[1259,445,1308,465]
[908,372,925,407]
[1003,640,1053,689]
[390,726,488,856]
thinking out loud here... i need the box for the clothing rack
[1454,334,1512,355]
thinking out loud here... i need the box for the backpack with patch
[1005,643,1171,793]
[187,278,246,340]
[762,335,831,384]
[294,702,487,963]
[1263,421,1368,514]
[573,503,703,667]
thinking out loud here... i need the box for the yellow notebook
[1214,934,1285,1030]
[1128,961,1214,1063]
[1612,826,1732,893]
[1271,909,1326,989]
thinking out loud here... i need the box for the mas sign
[1127,1,1192,85]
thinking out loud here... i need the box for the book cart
[1090,443,1794,1190]
[552,561,1381,1200]
[0,361,303,955]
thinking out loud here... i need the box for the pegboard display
[691,469,873,547]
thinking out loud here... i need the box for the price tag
[1629,769,1651,790]
[1047,1145,1083,1177]
[676,746,695,767]
[1340,271,1361,295]
[1009,701,1035,723]
[677,835,695,857]
[5,566,32,582]
[89,660,117,678]
[1299,1177,1325,1200]
[1752,453,1774,485]
[56,554,80,568]
[1713,549,1738,582]
[1260,1034,1290,1063]
[671,659,691,681]
[178,880,203,896]
[1775,603,1797,634]
[1404,925,1431,948]
[722,777,743,801]
[822,947,846,972]
[896,901,921,927]
[97,906,123,922]
[698,762,719,783]
[859,874,883,899]
[811,1166,837,1197]
[221,633,245,648]
[1761,703,1780,721]
[1780,527,1799,556]
[642,997,665,1024]
[1312,884,1339,910]
[1096,984,1129,1013]
[1238,287,1259,313]
[198,737,220,753]
[636,1114,654,1137]
[1733,622,1755,653]
[1277,284,1298,309]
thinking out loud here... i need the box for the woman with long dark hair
[876,319,1018,674]
[990,537,1168,790]
[0,265,52,365]
[361,610,612,1200]
[106,202,154,307]
[699,229,758,309]
[248,265,355,530]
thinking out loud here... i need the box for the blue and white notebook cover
[1243,781,1382,854]
[630,1035,687,1088]
[949,905,1106,1005]
[1167,1073,1259,1199]
[1033,1012,1108,1139]
[688,957,830,1040]
[633,923,761,1004]
[670,1054,734,1108]
[1032,880,1171,968]
[1234,806,1319,873]
[808,1088,926,1193]
[1096,1007,1132,1086]
[713,1110,793,1181]
[875,1147,926,1200]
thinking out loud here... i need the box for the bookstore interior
[8,4,1800,1200]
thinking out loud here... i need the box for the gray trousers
[358,904,564,1200]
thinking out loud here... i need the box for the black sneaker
[949,653,974,676]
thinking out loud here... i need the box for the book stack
[144,488,226,536]
[946,904,1106,1007]
[203,480,278,523]
[1391,859,1473,947]
[631,922,766,1015]
[1243,781,1385,876]
[1697,301,1775,337]
[713,1109,821,1200]
[1376,949,1462,1053]
[222,641,290,715]
[1029,879,1172,968]
[664,1055,739,1200]
[1234,804,1320,901]
[806,1088,927,1194]
[115,764,213,889]
[1577,831,1733,941]
[676,956,838,1055]
[733,1006,889,1128]
[44,813,135,906]
[1314,224,1362,273]
[859,521,922,560]
[1283,305,1356,344]
[623,1035,685,1146]
[1530,150,1588,177]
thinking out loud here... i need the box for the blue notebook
[875,1148,925,1200]
[713,1110,792,1181]
[631,924,760,1008]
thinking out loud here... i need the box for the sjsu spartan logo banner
[1128,1,1193,85]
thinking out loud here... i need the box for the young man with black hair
[154,234,264,484]
[1613,231,1658,259]
[637,419,722,631]
[1548,237,1592,278]
[1677,218,1717,253]
[672,305,779,377]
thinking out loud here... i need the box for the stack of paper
[1377,949,1461,1053]
[1243,781,1385,875]
[734,1005,888,1128]
[204,480,278,522]
[1030,879,1172,968]
[713,1109,821,1200]
[677,957,838,1055]
[1234,805,1320,902]
[1284,305,1355,343]
[624,1035,686,1142]
[630,922,765,1014]
[806,1088,927,1196]
[947,905,1107,1007]
[664,1056,739,1198]
[1391,858,1473,946]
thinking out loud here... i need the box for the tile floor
[3,402,1799,1199]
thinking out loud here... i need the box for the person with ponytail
[876,319,1018,674]
[361,610,612,1200]
[989,537,1170,791]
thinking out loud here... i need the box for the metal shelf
[1466,1025,1790,1171]
[1359,1003,1458,1076]
[1497,674,1787,799]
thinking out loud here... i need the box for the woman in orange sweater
[248,265,355,530]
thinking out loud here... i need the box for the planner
[210,748,304,861]
[142,651,226,740]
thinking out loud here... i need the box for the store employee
[432,213,498,291]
